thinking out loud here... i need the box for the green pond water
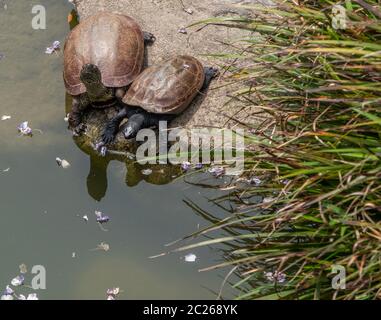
[0,0,235,299]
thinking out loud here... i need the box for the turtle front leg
[68,95,90,135]
[143,31,156,45]
[201,67,220,91]
[102,106,141,144]
[102,108,128,144]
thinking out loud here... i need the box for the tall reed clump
[175,1,381,300]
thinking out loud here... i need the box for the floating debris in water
[11,275,24,287]
[82,215,89,222]
[17,121,32,136]
[56,157,71,169]
[1,115,11,121]
[2,168,10,173]
[106,287,120,300]
[107,287,120,296]
[208,166,225,178]
[26,293,39,300]
[64,113,70,122]
[184,8,193,15]
[184,253,197,262]
[178,27,188,34]
[45,41,60,55]
[19,264,27,274]
[249,177,262,186]
[195,163,203,170]
[92,242,110,252]
[181,161,191,171]
[95,211,110,224]
[141,169,153,176]
[264,271,286,283]
[1,294,14,300]
[2,268,39,300]
[4,286,14,296]
[72,252,76,258]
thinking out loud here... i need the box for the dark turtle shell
[122,55,205,114]
[63,12,144,96]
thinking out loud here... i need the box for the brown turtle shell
[63,12,144,96]
[123,55,205,114]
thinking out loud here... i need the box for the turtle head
[80,64,102,86]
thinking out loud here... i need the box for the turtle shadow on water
[65,94,182,202]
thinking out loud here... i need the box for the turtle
[63,12,155,133]
[101,55,218,143]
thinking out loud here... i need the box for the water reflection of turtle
[63,11,155,134]
[65,94,181,201]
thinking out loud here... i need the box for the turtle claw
[202,67,220,91]
[205,66,220,79]
[143,32,156,44]
[101,124,117,145]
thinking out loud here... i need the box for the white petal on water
[64,114,70,122]
[248,177,262,186]
[2,168,10,172]
[112,288,120,295]
[5,285,14,295]
[107,287,120,296]
[1,115,11,121]
[184,253,197,262]
[83,215,89,222]
[18,121,32,136]
[52,41,60,50]
[26,293,39,300]
[90,242,111,252]
[72,252,76,258]
[56,158,71,169]
[11,276,24,286]
[97,242,110,252]
[208,166,225,177]
[45,47,55,54]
